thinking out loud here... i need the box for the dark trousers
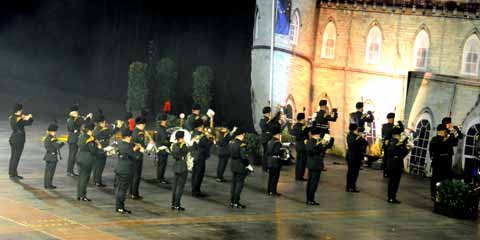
[115,174,132,210]
[267,167,281,194]
[156,152,168,180]
[463,157,478,184]
[382,148,389,177]
[67,144,78,174]
[191,159,206,195]
[262,143,268,171]
[388,169,402,200]
[130,157,144,196]
[306,170,321,202]
[231,173,247,204]
[44,161,58,187]
[9,141,25,177]
[346,160,361,191]
[295,149,307,180]
[430,168,453,198]
[216,155,229,179]
[172,171,187,207]
[93,156,107,184]
[77,160,93,198]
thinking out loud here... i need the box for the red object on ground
[128,118,135,131]
[164,101,171,113]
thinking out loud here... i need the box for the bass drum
[168,127,192,145]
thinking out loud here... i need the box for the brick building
[251,0,480,177]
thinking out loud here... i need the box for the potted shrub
[434,180,479,220]
[245,133,262,166]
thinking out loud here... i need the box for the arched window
[462,34,480,76]
[254,8,260,40]
[289,10,300,45]
[409,119,432,176]
[413,30,429,70]
[365,26,382,64]
[321,22,336,59]
[464,124,480,184]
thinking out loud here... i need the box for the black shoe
[193,192,207,198]
[159,180,170,184]
[347,189,360,193]
[296,178,307,182]
[268,192,281,197]
[171,206,176,210]
[78,197,91,202]
[95,183,107,188]
[235,203,246,209]
[229,202,236,208]
[15,175,24,180]
[47,185,57,189]
[383,174,389,178]
[216,178,224,183]
[67,172,78,177]
[306,201,320,206]
[388,199,401,204]
[131,195,143,200]
[175,206,185,211]
[116,208,132,214]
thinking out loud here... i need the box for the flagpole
[269,0,275,108]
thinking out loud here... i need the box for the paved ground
[0,120,478,240]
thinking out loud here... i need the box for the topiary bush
[192,66,214,112]
[434,180,479,219]
[154,58,177,113]
[126,61,148,115]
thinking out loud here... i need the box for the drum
[169,127,192,145]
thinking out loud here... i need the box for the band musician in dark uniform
[381,113,404,178]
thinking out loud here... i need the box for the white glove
[207,109,215,118]
[180,113,185,119]
[246,164,254,172]
[158,146,168,151]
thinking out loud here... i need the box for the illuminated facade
[251,0,480,176]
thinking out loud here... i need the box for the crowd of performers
[7,99,464,214]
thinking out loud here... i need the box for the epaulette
[240,143,247,148]
[301,125,306,131]
[86,136,95,144]
[323,113,328,118]
[16,116,21,122]
[51,137,57,142]
[355,136,362,140]
[304,139,308,145]
[180,143,185,149]
[224,132,229,137]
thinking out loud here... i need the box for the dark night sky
[0,0,256,130]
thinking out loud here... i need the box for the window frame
[289,10,300,46]
[413,30,430,70]
[365,25,382,65]
[461,34,480,76]
[321,21,336,59]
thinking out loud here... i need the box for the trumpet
[21,114,33,121]
[449,125,463,139]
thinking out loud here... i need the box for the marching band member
[381,113,404,178]
[115,127,144,214]
[260,106,273,172]
[154,113,171,184]
[216,126,235,183]
[229,128,250,209]
[185,104,202,132]
[170,131,189,211]
[314,99,338,134]
[190,118,214,198]
[9,103,34,179]
[92,111,121,187]
[429,121,462,201]
[349,102,374,133]
[289,112,310,181]
[266,125,283,196]
[66,105,92,177]
[386,127,410,204]
[77,122,101,202]
[130,116,149,200]
[306,127,334,205]
[346,123,368,193]
[43,123,64,189]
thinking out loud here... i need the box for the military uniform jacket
[217,131,233,157]
[346,132,368,163]
[429,135,456,170]
[116,141,142,175]
[44,135,63,162]
[266,139,282,169]
[306,138,328,171]
[77,133,98,164]
[191,130,213,161]
[314,110,337,131]
[93,126,117,157]
[349,111,374,132]
[230,139,250,174]
[171,142,189,173]
[289,123,309,152]
[185,114,200,131]
[67,117,84,144]
[381,122,404,146]
[386,138,409,170]
[154,125,170,151]
[132,128,147,148]
[259,117,273,144]
[9,114,34,144]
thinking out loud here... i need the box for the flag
[275,0,290,35]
